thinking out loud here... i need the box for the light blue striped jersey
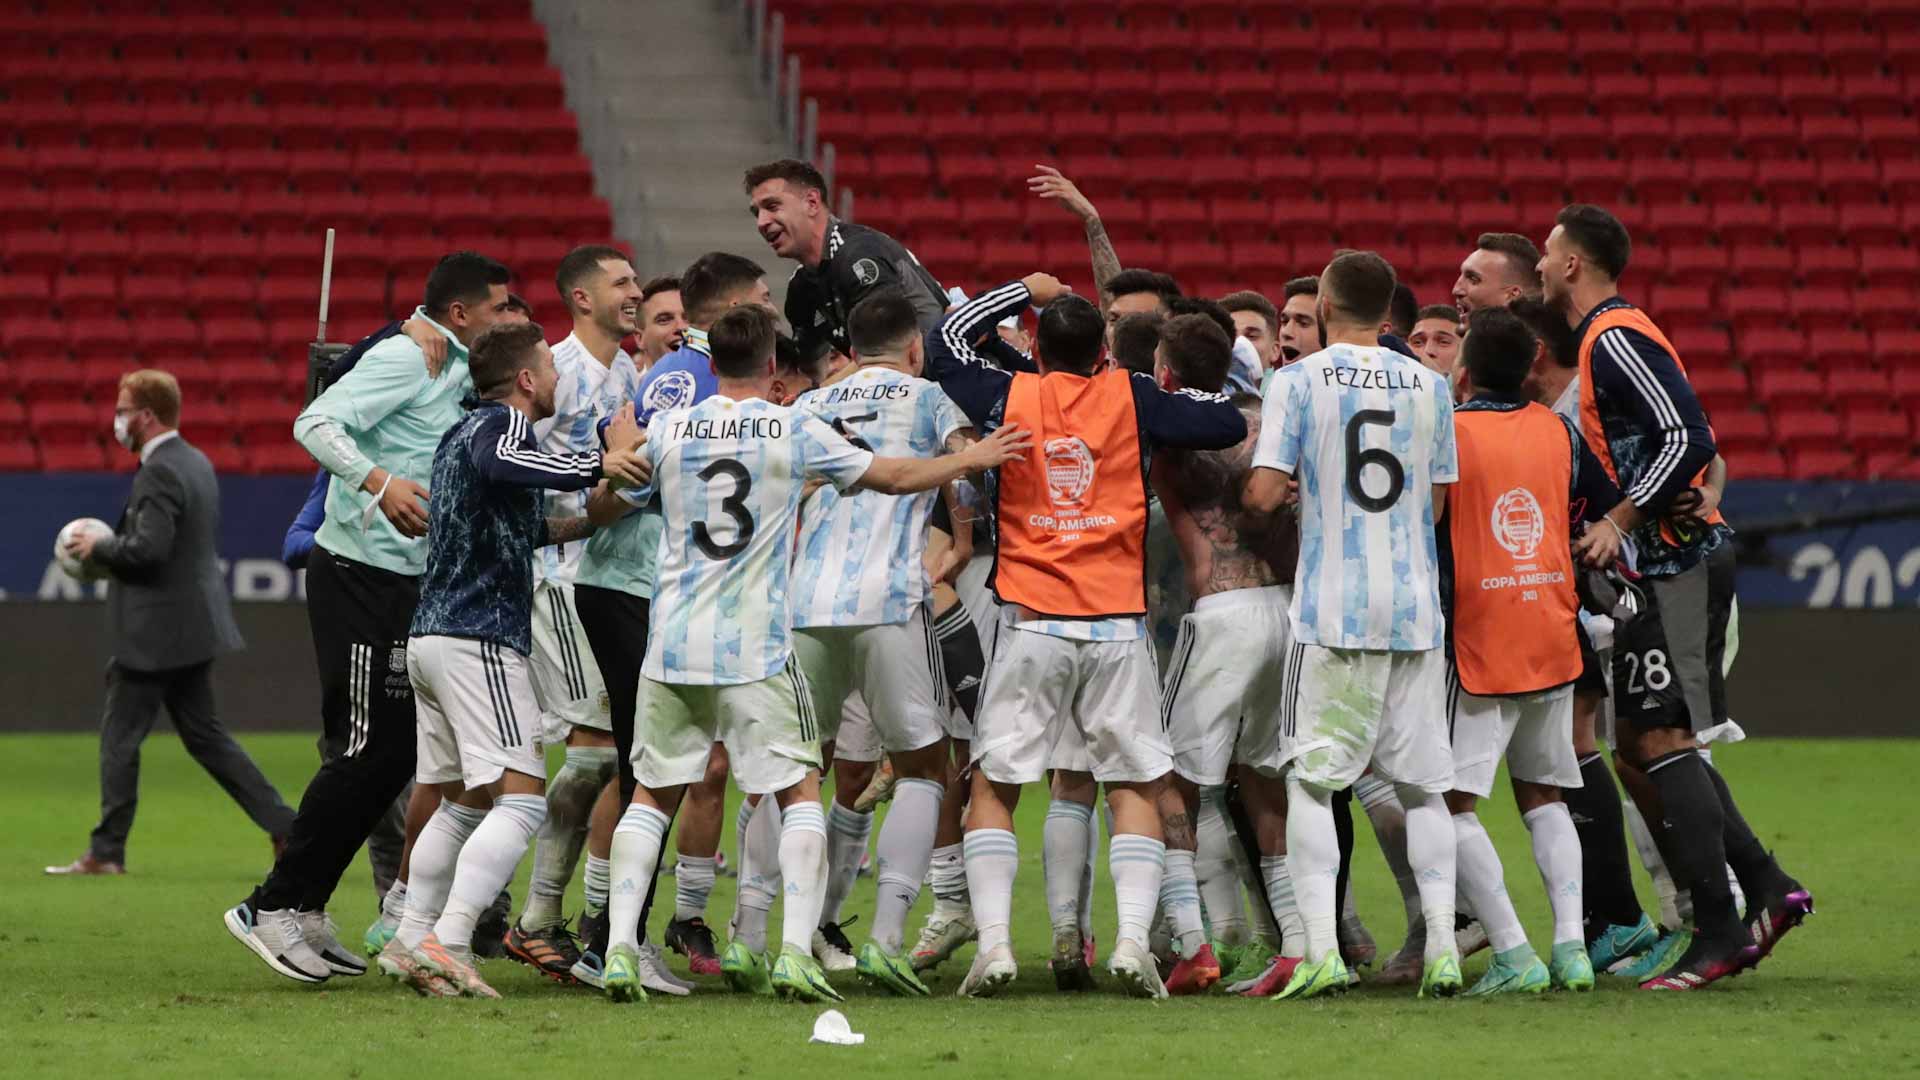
[533,332,642,585]
[789,366,968,628]
[1254,342,1458,651]
[641,395,874,685]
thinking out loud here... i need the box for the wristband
[361,472,394,531]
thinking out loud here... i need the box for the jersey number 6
[694,458,755,559]
[1345,409,1406,513]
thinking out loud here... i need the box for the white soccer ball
[54,517,113,582]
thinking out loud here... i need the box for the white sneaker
[1107,937,1169,1000]
[957,941,1017,998]
[812,922,858,973]
[635,942,693,996]
[225,903,331,984]
[910,907,976,972]
[296,910,367,976]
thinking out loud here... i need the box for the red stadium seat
[1689,366,1749,415]
[1755,369,1825,409]
[1774,408,1844,449]
[1828,369,1892,408]
[1844,408,1912,451]
[1789,448,1859,480]
[1709,410,1773,452]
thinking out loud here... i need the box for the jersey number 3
[693,458,755,559]
[1345,409,1406,513]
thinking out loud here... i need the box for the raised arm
[1028,166,1120,308]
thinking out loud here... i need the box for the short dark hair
[1168,296,1236,341]
[640,275,681,304]
[1105,268,1181,310]
[1283,276,1319,301]
[680,252,766,325]
[1507,296,1577,369]
[1320,251,1397,327]
[1035,294,1107,375]
[708,304,779,379]
[1416,303,1461,325]
[469,321,548,396]
[1555,205,1631,281]
[1110,312,1165,375]
[1158,313,1232,393]
[505,292,532,315]
[424,251,510,317]
[743,158,827,197]
[774,332,804,376]
[1476,232,1545,292]
[1219,290,1278,336]
[847,288,921,357]
[555,244,631,311]
[1389,283,1418,337]
[1460,307,1537,394]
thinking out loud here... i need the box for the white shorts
[1448,674,1580,798]
[974,618,1172,785]
[1287,644,1451,793]
[1165,587,1295,785]
[408,634,545,790]
[793,608,948,763]
[529,580,611,741]
[835,691,880,763]
[633,664,819,796]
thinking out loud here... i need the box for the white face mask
[112,412,134,450]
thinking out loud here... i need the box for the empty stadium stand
[767,0,1920,480]
[2,0,611,473]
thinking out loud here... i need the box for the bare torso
[1152,396,1299,599]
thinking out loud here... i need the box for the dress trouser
[90,659,295,865]
[249,548,419,912]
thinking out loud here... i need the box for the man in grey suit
[47,369,296,875]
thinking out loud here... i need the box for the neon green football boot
[1274,952,1350,1000]
[857,941,931,997]
[1616,928,1691,981]
[1419,952,1464,998]
[771,944,844,1003]
[603,942,648,1003]
[1550,940,1595,991]
[721,940,775,996]
[1465,945,1550,996]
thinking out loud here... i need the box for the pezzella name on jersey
[669,415,784,441]
[1321,365,1426,391]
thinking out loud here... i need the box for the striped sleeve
[471,408,604,491]
[1589,326,1716,512]
[926,280,1027,429]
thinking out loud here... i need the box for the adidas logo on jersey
[952,675,980,693]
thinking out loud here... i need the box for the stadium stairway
[534,0,793,294]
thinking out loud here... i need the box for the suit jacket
[91,435,244,671]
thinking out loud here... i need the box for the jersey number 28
[1345,409,1406,513]
[693,458,755,559]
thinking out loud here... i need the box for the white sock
[872,777,943,953]
[607,803,670,954]
[437,793,546,954]
[1194,789,1249,947]
[928,842,968,914]
[1356,772,1422,933]
[1623,796,1681,927]
[1109,833,1166,950]
[778,800,829,954]
[733,796,781,952]
[397,800,486,950]
[964,828,1018,955]
[733,798,755,870]
[1398,785,1458,966]
[521,747,614,931]
[583,854,610,916]
[673,855,716,922]
[1260,854,1306,959]
[380,878,408,924]
[821,800,873,927]
[1043,799,1094,937]
[1159,848,1206,953]
[1452,811,1527,955]
[1523,802,1585,946]
[1284,777,1341,963]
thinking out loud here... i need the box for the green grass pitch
[4,734,1916,1078]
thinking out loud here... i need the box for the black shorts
[1611,544,1734,735]
[306,546,420,759]
[1574,616,1608,696]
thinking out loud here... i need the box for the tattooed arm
[1028,166,1120,310]
[542,516,593,547]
